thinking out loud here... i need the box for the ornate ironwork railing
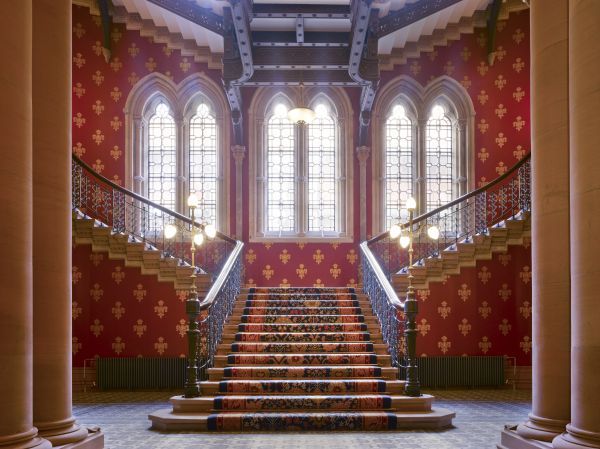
[360,154,531,396]
[71,155,243,392]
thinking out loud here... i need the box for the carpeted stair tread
[240,314,365,324]
[216,379,389,394]
[241,307,363,316]
[216,365,387,379]
[211,394,394,411]
[236,323,369,332]
[221,353,384,366]
[243,299,361,308]
[248,287,355,294]
[234,332,373,342]
[228,342,375,353]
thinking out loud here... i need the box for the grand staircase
[149,287,454,431]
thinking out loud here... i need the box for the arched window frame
[249,87,354,242]
[372,75,475,233]
[124,73,230,233]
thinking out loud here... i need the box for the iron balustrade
[71,155,244,394]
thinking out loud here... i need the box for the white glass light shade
[427,225,440,240]
[193,232,204,246]
[389,224,401,239]
[187,193,199,208]
[399,234,411,249]
[287,107,316,124]
[406,197,417,211]
[164,224,177,239]
[204,223,217,239]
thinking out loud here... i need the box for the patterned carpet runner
[203,287,407,431]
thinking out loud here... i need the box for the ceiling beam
[253,46,349,69]
[252,4,350,19]
[375,0,464,38]
[252,31,350,47]
[244,70,358,86]
[146,0,226,36]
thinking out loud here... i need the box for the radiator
[416,356,505,388]
[97,357,186,390]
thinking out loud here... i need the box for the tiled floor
[73,389,530,449]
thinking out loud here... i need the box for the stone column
[32,1,100,447]
[553,2,600,448]
[0,2,51,448]
[356,146,370,240]
[232,145,246,239]
[514,0,572,442]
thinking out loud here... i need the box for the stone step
[237,315,378,324]
[213,353,391,367]
[200,379,404,395]
[235,306,364,316]
[207,365,399,381]
[217,342,388,355]
[225,331,375,343]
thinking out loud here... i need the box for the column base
[499,426,553,449]
[517,414,569,442]
[552,425,600,449]
[0,428,52,449]
[36,418,89,446]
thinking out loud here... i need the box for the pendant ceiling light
[287,82,315,124]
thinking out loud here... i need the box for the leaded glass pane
[147,102,176,212]
[385,112,412,229]
[189,102,218,227]
[266,108,295,232]
[426,106,453,212]
[308,109,337,232]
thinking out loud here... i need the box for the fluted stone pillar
[232,145,246,239]
[0,2,51,448]
[553,2,600,448]
[515,0,571,442]
[356,146,370,240]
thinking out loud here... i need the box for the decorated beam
[253,46,350,69]
[244,70,358,86]
[252,31,350,47]
[252,4,350,19]
[146,0,226,36]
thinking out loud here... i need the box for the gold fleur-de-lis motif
[163,45,173,57]
[437,301,451,319]
[478,119,489,134]
[417,289,430,302]
[92,70,104,86]
[476,32,487,48]
[264,243,272,250]
[72,301,82,320]
[110,57,123,72]
[478,266,492,284]
[176,290,188,302]
[460,76,472,90]
[520,300,532,319]
[92,130,104,146]
[495,103,507,119]
[478,90,489,105]
[112,301,125,320]
[428,50,438,61]
[513,116,525,132]
[409,61,421,76]
[89,252,103,266]
[111,26,122,43]
[279,249,291,265]
[347,278,358,288]
[92,40,103,56]
[111,265,125,284]
[89,283,103,302]
[477,61,489,76]
[296,264,307,280]
[176,319,188,337]
[497,20,507,32]
[112,175,122,186]
[478,300,492,319]
[495,46,507,62]
[513,86,525,103]
[110,116,122,131]
[496,161,508,176]
[73,53,86,69]
[73,112,86,128]
[495,132,507,148]
[479,336,492,354]
[512,57,525,73]
[331,242,340,250]
[180,57,192,73]
[499,318,512,336]
[513,28,525,45]
[245,249,257,264]
[494,75,507,90]
[346,249,358,265]
[520,266,532,284]
[128,43,140,58]
[110,146,122,161]
[296,242,305,250]
[155,337,168,355]
[73,82,86,98]
[461,46,471,62]
[154,300,168,319]
[458,318,472,336]
[92,100,104,116]
[313,278,325,288]
[73,22,86,38]
[329,264,341,279]
[443,61,455,76]
[313,249,324,265]
[418,318,431,336]
[111,87,123,102]
[72,266,82,284]
[458,283,471,302]
[478,148,489,163]
[90,319,104,337]
[246,278,257,288]
[513,145,526,161]
[73,142,86,158]
[145,57,157,72]
[520,336,532,354]
[262,264,274,280]
[132,284,146,302]
[438,336,451,354]
[279,278,291,288]
[498,283,512,302]
[523,236,531,249]
[112,337,125,355]
[133,319,147,337]
[478,177,489,188]
[128,72,140,86]
[72,337,82,355]
[498,253,511,266]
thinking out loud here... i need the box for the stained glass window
[385,104,413,229]
[189,103,217,226]
[426,104,453,212]
[147,102,176,211]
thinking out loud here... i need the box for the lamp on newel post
[389,196,439,397]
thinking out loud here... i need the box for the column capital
[356,145,370,164]
[231,145,246,164]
